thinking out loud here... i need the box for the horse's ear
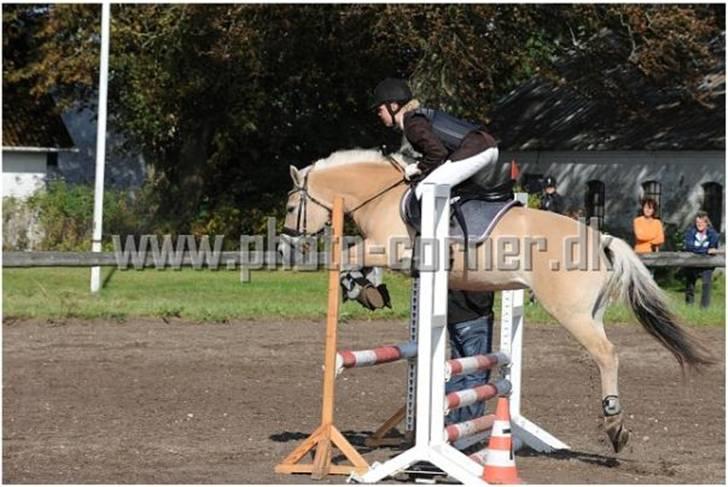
[290,165,302,186]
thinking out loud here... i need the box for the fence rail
[1,251,302,268]
[2,250,724,268]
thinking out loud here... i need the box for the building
[2,92,76,199]
[488,36,725,245]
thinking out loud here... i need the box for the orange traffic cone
[481,395,522,484]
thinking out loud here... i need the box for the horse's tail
[601,236,715,370]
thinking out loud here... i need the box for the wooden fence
[3,250,725,268]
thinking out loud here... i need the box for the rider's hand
[404,163,422,180]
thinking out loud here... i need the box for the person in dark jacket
[371,78,502,197]
[683,211,720,308]
[539,176,564,214]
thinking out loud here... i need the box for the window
[702,182,723,232]
[47,152,59,167]
[641,180,662,218]
[585,180,605,229]
[520,173,543,194]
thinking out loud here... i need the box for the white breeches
[414,147,499,199]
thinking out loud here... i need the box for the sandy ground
[3,317,724,484]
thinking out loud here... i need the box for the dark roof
[2,85,75,149]
[489,36,725,151]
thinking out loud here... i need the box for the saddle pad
[449,197,521,244]
[400,188,522,244]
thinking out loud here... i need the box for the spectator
[539,176,564,214]
[633,198,664,253]
[683,211,720,308]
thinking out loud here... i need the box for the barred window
[702,182,723,232]
[585,180,605,229]
[641,180,662,218]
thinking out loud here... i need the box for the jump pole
[275,196,368,478]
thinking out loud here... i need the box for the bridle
[282,157,406,238]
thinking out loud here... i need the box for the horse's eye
[287,206,295,213]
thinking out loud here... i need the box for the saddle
[400,179,521,245]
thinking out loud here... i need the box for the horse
[280,148,714,453]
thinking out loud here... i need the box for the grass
[2,267,724,326]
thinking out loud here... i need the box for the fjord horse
[281,149,714,453]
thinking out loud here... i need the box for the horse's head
[279,150,408,262]
[282,165,332,238]
[278,165,332,264]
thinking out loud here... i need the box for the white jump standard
[351,184,569,484]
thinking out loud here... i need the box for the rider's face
[376,103,398,127]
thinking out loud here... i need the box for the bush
[19,180,155,251]
[27,181,95,250]
[7,180,290,251]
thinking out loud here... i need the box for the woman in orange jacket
[633,198,665,253]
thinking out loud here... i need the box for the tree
[4,4,723,234]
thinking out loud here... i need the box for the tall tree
[4,4,723,233]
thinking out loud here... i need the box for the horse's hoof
[610,424,631,453]
[604,413,631,453]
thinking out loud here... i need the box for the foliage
[527,192,542,209]
[3,5,724,235]
[7,179,286,252]
[22,180,153,251]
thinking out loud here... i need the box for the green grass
[2,267,724,326]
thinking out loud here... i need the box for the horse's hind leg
[544,302,632,452]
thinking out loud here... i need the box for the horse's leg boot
[604,412,631,453]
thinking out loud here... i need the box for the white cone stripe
[491,419,512,437]
[484,448,515,467]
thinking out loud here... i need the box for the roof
[2,85,75,150]
[488,35,725,151]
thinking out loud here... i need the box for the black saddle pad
[400,181,522,244]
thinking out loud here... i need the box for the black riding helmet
[371,79,413,130]
[370,78,413,109]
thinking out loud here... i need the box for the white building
[2,94,76,199]
[489,64,725,244]
[2,94,77,250]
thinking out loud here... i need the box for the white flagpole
[90,2,110,293]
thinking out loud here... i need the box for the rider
[372,78,497,425]
[370,78,501,197]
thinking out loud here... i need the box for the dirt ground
[3,317,725,484]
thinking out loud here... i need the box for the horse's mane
[302,148,406,175]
